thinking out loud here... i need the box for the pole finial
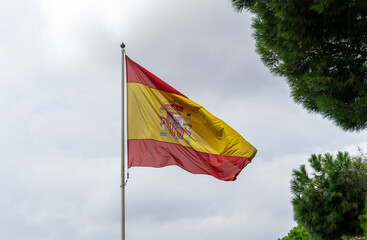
[120,42,126,49]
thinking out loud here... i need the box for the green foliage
[291,152,367,240]
[231,0,367,131]
[358,196,367,238]
[278,225,310,240]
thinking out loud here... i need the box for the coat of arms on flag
[160,101,192,143]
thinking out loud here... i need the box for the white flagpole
[120,42,126,240]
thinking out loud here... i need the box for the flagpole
[120,42,126,240]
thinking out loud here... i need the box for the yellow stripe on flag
[128,82,256,159]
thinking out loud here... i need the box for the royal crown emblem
[160,100,192,142]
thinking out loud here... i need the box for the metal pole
[120,42,126,240]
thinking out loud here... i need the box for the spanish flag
[126,56,257,181]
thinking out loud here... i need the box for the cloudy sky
[1,0,367,239]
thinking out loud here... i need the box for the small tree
[278,225,310,240]
[291,152,367,239]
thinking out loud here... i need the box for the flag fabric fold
[126,55,257,181]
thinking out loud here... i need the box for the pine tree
[291,152,367,239]
[231,0,367,131]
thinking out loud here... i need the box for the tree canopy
[278,225,310,240]
[291,152,367,239]
[232,0,367,131]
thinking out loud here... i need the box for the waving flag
[126,56,257,181]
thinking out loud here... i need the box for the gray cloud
[1,0,367,239]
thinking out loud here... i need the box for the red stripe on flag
[128,139,252,181]
[126,56,187,98]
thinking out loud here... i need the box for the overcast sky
[1,0,367,239]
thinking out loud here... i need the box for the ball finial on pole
[120,42,126,49]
